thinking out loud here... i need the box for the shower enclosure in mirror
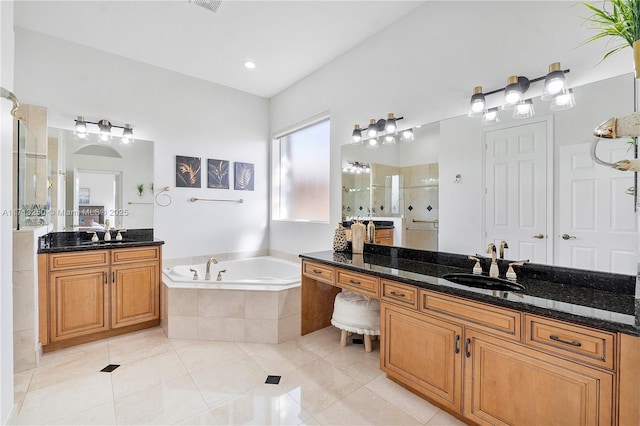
[342,122,440,250]
[15,119,50,229]
[47,127,154,231]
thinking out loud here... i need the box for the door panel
[484,120,549,263]
[558,141,637,274]
[111,262,159,328]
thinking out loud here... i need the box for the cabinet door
[381,303,463,413]
[464,329,613,426]
[111,261,159,328]
[49,267,110,341]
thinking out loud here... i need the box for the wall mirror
[48,127,154,231]
[341,72,638,274]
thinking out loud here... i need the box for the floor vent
[190,0,223,14]
[100,364,120,373]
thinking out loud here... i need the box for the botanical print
[176,155,201,188]
[234,162,254,191]
[207,159,230,189]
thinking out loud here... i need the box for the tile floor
[8,326,467,426]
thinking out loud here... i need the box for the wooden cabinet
[49,266,110,341]
[345,227,394,245]
[381,303,462,412]
[464,329,613,426]
[301,259,635,425]
[39,246,161,351]
[372,228,393,245]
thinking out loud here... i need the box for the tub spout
[205,258,218,280]
[216,269,227,281]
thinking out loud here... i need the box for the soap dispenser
[367,219,376,244]
[486,243,499,277]
[351,218,366,254]
[103,219,111,241]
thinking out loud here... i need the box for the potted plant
[136,183,145,198]
[582,0,640,76]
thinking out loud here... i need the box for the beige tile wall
[163,285,301,344]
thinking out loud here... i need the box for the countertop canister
[351,220,366,254]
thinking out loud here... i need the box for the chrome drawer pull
[549,335,582,347]
[389,291,406,298]
[349,279,361,285]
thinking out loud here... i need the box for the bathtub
[163,256,300,290]
[161,256,302,344]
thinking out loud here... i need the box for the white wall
[14,29,270,260]
[0,1,15,421]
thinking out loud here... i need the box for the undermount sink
[442,273,525,292]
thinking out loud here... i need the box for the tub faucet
[216,269,227,281]
[205,258,218,280]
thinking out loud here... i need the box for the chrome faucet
[499,240,509,259]
[205,258,218,280]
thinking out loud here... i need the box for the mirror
[342,72,638,273]
[47,127,154,231]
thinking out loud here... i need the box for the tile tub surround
[162,284,301,344]
[301,246,640,336]
[37,228,161,253]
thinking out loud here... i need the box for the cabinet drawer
[302,261,334,285]
[111,246,159,264]
[49,250,109,271]
[419,290,521,341]
[381,280,418,309]
[525,315,616,370]
[336,269,379,297]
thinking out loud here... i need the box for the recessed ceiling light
[243,60,257,69]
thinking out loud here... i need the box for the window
[272,116,330,222]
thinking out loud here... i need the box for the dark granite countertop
[342,220,395,229]
[38,229,164,253]
[300,246,640,336]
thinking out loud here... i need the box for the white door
[558,141,637,274]
[484,120,550,263]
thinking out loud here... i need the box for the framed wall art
[207,159,230,189]
[175,155,201,188]
[234,162,254,191]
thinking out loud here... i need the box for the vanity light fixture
[351,124,363,144]
[351,113,407,145]
[468,63,573,125]
[74,116,88,139]
[468,86,486,117]
[401,128,414,141]
[550,88,575,111]
[343,161,371,174]
[74,117,135,145]
[513,99,534,120]
[541,62,567,100]
[366,119,378,138]
[482,108,500,125]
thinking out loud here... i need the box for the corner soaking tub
[161,256,301,344]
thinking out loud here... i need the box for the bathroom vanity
[37,229,163,352]
[300,247,640,426]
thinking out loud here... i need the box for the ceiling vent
[190,0,223,14]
